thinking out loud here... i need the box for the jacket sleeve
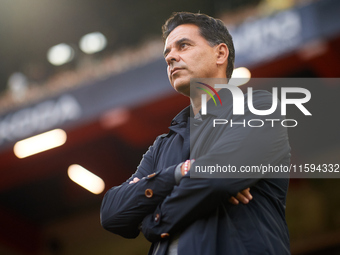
[142,91,291,242]
[100,135,178,238]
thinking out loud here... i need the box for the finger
[235,192,249,204]
[240,188,253,200]
[129,177,140,184]
[228,196,239,205]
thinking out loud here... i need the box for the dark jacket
[101,89,291,255]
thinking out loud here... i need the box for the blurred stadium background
[0,0,340,254]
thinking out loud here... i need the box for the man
[101,12,291,255]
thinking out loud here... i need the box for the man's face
[164,24,218,95]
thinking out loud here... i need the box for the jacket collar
[170,105,191,126]
[166,106,191,138]
[169,88,234,124]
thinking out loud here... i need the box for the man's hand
[228,188,252,205]
[129,177,140,184]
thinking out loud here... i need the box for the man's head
[162,12,235,95]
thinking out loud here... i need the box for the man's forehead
[164,24,200,47]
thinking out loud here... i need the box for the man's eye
[180,43,188,48]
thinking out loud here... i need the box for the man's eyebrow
[163,38,194,57]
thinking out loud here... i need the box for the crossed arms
[100,91,290,242]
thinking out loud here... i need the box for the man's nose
[165,50,180,65]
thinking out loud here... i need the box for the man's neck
[190,96,202,116]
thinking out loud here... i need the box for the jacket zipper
[153,242,160,255]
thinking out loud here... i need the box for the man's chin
[172,79,190,95]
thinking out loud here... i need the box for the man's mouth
[171,67,184,76]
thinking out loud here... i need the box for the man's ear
[215,43,229,66]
